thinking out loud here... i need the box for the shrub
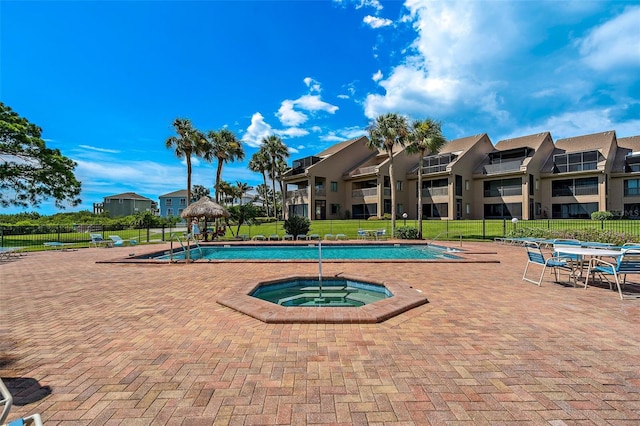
[343,210,351,220]
[591,211,614,221]
[382,213,392,220]
[395,226,419,239]
[283,215,310,237]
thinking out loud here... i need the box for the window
[483,178,522,197]
[119,199,123,204]
[396,180,403,191]
[180,198,186,206]
[455,175,462,196]
[483,203,522,219]
[551,202,597,219]
[553,150,598,173]
[552,177,598,197]
[465,180,469,191]
[167,208,173,216]
[166,199,172,206]
[624,179,640,196]
[397,204,404,214]
[330,181,338,192]
[330,204,340,215]
[465,203,470,214]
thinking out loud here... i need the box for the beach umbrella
[180,196,230,220]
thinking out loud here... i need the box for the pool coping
[96,240,499,264]
[216,273,430,323]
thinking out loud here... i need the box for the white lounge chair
[0,378,43,426]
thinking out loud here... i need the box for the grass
[3,219,639,251]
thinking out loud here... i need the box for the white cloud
[337,94,350,99]
[364,0,518,120]
[277,100,308,126]
[303,77,322,93]
[499,108,640,141]
[79,145,121,154]
[320,126,367,142]
[288,146,300,154]
[363,15,393,28]
[372,70,383,81]
[242,112,273,148]
[276,94,339,127]
[276,127,309,138]
[577,6,640,71]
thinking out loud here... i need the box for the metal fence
[2,219,639,250]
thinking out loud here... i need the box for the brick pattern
[1,242,639,424]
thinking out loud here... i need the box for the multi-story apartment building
[611,135,640,219]
[282,130,639,221]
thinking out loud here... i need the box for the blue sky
[2,0,639,215]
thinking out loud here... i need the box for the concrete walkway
[1,242,639,424]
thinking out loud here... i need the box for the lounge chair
[307,234,320,240]
[585,248,640,299]
[268,234,280,241]
[296,234,307,241]
[336,233,348,240]
[324,234,335,240]
[0,378,43,426]
[109,235,125,247]
[375,229,387,240]
[357,229,367,240]
[522,242,574,286]
[90,233,112,248]
[252,235,266,241]
[283,234,294,241]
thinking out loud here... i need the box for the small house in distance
[159,189,188,218]
[93,192,157,217]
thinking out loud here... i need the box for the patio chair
[251,235,266,241]
[357,229,367,240]
[282,234,294,241]
[585,248,640,299]
[522,242,574,286]
[336,233,348,240]
[307,234,320,240]
[296,234,307,241]
[0,378,43,426]
[268,234,280,241]
[375,229,387,240]
[323,234,335,240]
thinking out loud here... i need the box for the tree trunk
[417,149,424,239]
[388,150,396,237]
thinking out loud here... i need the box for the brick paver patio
[1,241,639,425]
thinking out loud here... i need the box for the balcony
[345,165,378,177]
[352,188,377,198]
[552,186,598,197]
[481,160,524,175]
[421,187,448,197]
[286,188,308,199]
[483,186,523,197]
[315,187,326,197]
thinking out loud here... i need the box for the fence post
[57,225,61,242]
[482,219,486,239]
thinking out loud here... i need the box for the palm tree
[191,184,210,203]
[406,118,447,239]
[235,181,252,205]
[218,180,233,205]
[274,158,290,219]
[260,135,289,219]
[204,129,245,203]
[249,150,271,216]
[255,184,272,215]
[165,118,207,210]
[367,112,410,237]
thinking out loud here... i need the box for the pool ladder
[169,233,202,262]
[426,231,463,247]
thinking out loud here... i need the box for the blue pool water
[250,277,392,307]
[156,244,461,261]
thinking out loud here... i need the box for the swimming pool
[153,244,461,261]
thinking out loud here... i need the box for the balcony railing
[483,186,523,197]
[421,164,448,174]
[346,165,377,177]
[352,188,377,198]
[552,186,598,197]
[421,187,448,197]
[482,160,524,175]
[286,188,308,199]
[315,187,326,197]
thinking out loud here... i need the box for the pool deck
[2,241,640,424]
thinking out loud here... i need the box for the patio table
[553,246,622,284]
